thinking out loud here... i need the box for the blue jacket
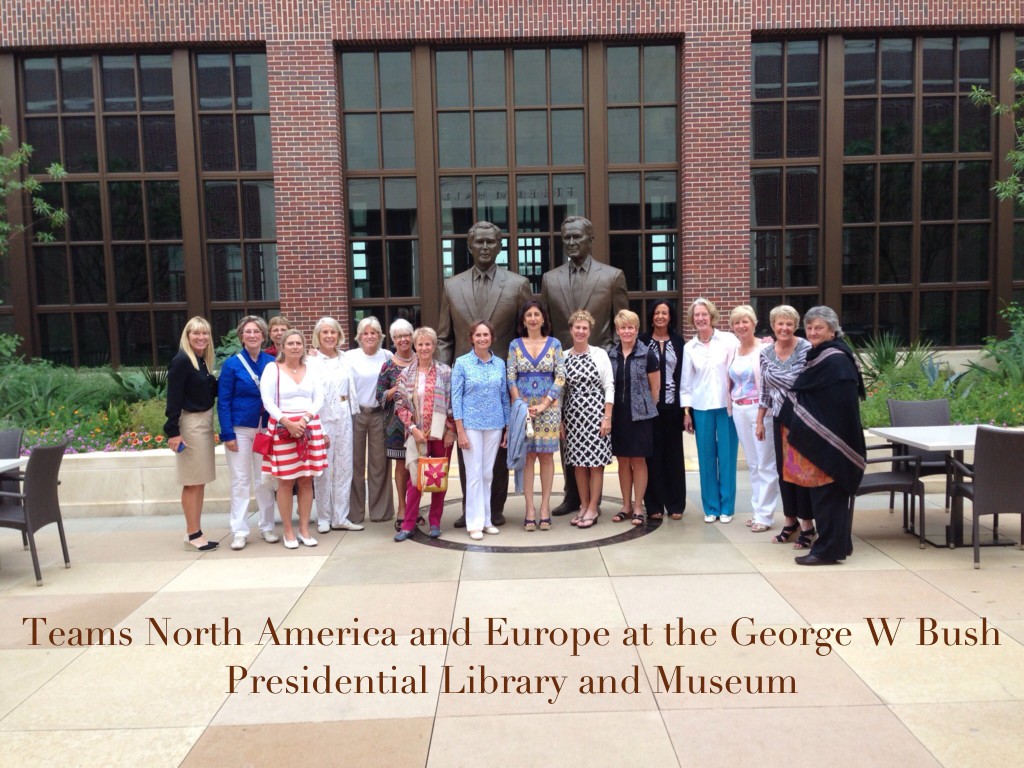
[217,350,275,441]
[506,398,530,494]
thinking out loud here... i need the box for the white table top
[0,457,28,473]
[868,424,979,452]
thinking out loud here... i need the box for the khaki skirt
[177,409,216,486]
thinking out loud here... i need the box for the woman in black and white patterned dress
[561,310,613,529]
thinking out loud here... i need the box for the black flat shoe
[550,500,578,516]
[795,554,838,566]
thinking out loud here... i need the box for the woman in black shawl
[778,306,866,565]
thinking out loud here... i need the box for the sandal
[772,523,799,543]
[523,517,537,532]
[612,509,632,523]
[793,527,816,550]
[631,513,645,526]
[649,511,664,520]
[539,518,552,531]
[577,512,600,529]
[569,511,583,527]
[750,522,771,533]
[669,512,683,520]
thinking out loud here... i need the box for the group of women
[166,296,865,564]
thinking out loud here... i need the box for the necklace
[395,353,414,363]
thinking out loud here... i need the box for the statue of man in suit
[437,221,533,527]
[541,215,629,515]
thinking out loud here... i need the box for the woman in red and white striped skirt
[259,329,328,549]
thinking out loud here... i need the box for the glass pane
[110,181,145,240]
[473,50,506,107]
[880,98,913,154]
[438,112,470,168]
[843,164,875,224]
[552,109,584,165]
[956,290,988,345]
[347,179,382,237]
[72,246,106,303]
[1015,222,1024,280]
[644,46,676,102]
[68,183,102,241]
[922,97,954,153]
[844,100,876,156]
[644,106,676,163]
[77,313,110,366]
[921,225,953,283]
[476,176,509,231]
[607,47,639,103]
[35,183,66,242]
[38,314,73,365]
[645,171,677,229]
[342,52,376,109]
[923,39,954,92]
[118,312,153,366]
[61,57,94,111]
[344,114,379,170]
[204,181,239,239]
[516,235,548,292]
[142,116,178,171]
[514,110,548,166]
[380,52,412,109]
[552,173,585,226]
[921,162,954,220]
[114,245,148,302]
[879,226,912,283]
[209,243,244,300]
[385,178,418,236]
[196,53,233,109]
[751,168,781,227]
[440,176,473,236]
[842,227,875,285]
[25,118,60,173]
[752,42,783,99]
[608,173,642,230]
[786,102,819,157]
[609,234,642,288]
[607,108,640,164]
[550,48,583,105]
[24,58,58,113]
[879,163,912,222]
[102,55,137,110]
[881,39,913,93]
[841,293,874,342]
[512,49,546,106]
[139,54,174,110]
[234,53,268,110]
[105,116,140,172]
[919,291,951,345]
[785,230,818,287]
[63,117,99,172]
[516,175,550,233]
[751,231,782,289]
[958,37,990,91]
[752,102,782,160]
[387,240,419,297]
[151,245,186,302]
[878,292,911,343]
[351,240,384,299]
[437,51,469,108]
[958,161,990,220]
[147,181,182,240]
[957,224,989,282]
[381,113,415,169]
[959,95,990,152]
[35,247,69,303]
[474,111,507,167]
[785,168,818,226]
[646,233,676,291]
[787,40,820,97]
[246,243,279,301]
[844,40,877,95]
[241,181,276,239]
[238,115,273,171]
[200,115,236,171]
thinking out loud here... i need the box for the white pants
[226,426,277,536]
[314,414,354,526]
[464,428,502,532]
[731,403,780,525]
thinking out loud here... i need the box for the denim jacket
[608,342,658,421]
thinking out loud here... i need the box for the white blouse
[345,348,392,407]
[680,329,739,411]
[260,362,324,421]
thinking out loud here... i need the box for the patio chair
[949,427,1024,569]
[887,398,953,508]
[850,445,926,548]
[0,443,70,586]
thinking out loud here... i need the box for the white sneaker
[317,521,331,534]
[703,514,717,523]
[230,534,247,550]
[260,530,280,544]
[483,526,500,535]
[719,515,733,524]
[332,520,365,531]
[469,531,484,541]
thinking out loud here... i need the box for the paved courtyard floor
[1,468,1022,767]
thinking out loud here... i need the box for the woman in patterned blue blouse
[452,320,511,541]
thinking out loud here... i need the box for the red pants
[401,440,453,532]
